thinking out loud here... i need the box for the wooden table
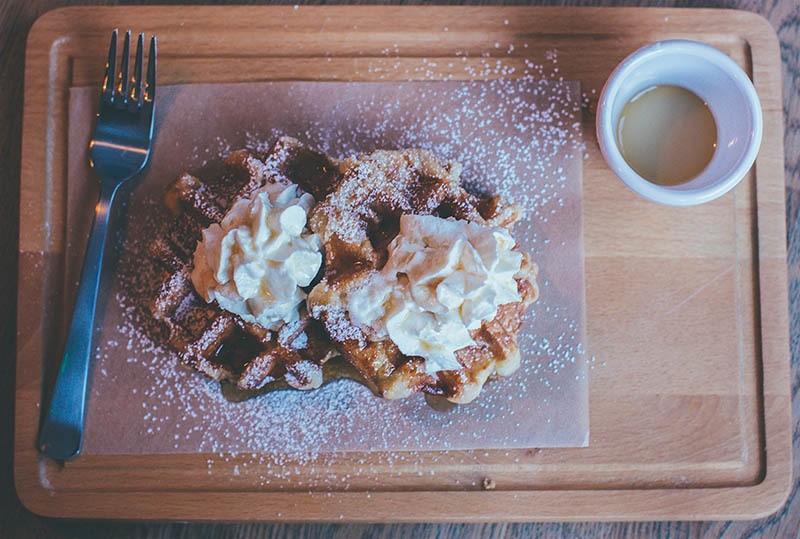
[1,0,797,537]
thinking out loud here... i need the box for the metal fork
[38,30,157,460]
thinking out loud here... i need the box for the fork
[38,30,157,460]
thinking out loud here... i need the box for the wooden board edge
[17,4,793,38]
[744,1,794,517]
[14,4,74,519]
[10,466,795,522]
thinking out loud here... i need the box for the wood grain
[2,0,799,538]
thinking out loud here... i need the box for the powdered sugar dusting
[311,305,367,347]
[75,50,590,485]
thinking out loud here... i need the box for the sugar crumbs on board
[93,48,597,490]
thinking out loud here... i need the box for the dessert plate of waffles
[64,80,588,454]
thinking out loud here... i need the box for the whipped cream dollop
[348,214,523,373]
[191,183,322,330]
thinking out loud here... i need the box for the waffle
[152,138,537,403]
[150,137,342,391]
[306,149,538,403]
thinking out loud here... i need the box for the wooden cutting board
[15,6,791,521]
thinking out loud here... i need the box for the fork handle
[38,181,120,460]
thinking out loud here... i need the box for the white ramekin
[596,39,763,206]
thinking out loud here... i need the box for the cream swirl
[348,214,523,373]
[191,183,322,330]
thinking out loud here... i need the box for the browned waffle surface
[307,148,539,403]
[151,137,340,391]
[152,139,537,402]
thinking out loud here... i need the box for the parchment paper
[66,80,588,455]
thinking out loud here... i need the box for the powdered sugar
[72,51,590,484]
[310,305,366,347]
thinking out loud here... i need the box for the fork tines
[103,29,156,108]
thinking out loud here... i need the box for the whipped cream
[348,214,523,373]
[191,183,322,330]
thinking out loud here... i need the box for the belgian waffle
[306,149,538,403]
[150,137,342,391]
